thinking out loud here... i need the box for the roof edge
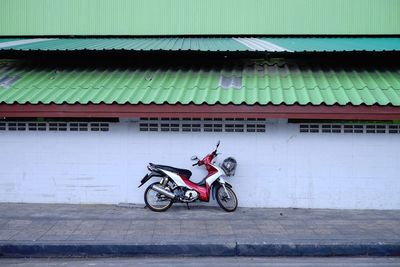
[1,34,400,38]
[1,103,399,120]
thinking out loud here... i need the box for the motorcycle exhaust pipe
[151,184,176,199]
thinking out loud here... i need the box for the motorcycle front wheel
[144,182,173,212]
[216,186,238,212]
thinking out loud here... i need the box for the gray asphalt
[1,257,400,267]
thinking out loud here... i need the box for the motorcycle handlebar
[193,159,205,166]
[193,148,219,167]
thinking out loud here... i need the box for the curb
[236,243,400,257]
[1,242,400,257]
[0,243,236,257]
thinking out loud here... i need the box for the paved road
[1,257,400,267]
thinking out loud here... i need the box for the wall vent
[139,118,266,133]
[0,121,110,132]
[299,124,398,134]
[343,125,364,133]
[49,122,67,131]
[321,124,341,133]
[299,124,319,133]
[389,125,400,134]
[366,125,386,134]
[28,122,47,131]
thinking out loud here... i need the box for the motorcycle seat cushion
[150,163,192,178]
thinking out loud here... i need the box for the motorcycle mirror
[216,140,220,148]
[191,155,199,161]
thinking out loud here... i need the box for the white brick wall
[0,119,399,209]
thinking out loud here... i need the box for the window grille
[139,118,266,133]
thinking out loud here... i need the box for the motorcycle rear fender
[211,180,232,200]
[138,170,163,188]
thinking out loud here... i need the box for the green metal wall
[1,0,399,36]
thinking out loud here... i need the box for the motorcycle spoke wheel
[216,186,238,212]
[144,183,173,212]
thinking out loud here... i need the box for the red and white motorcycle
[138,141,238,212]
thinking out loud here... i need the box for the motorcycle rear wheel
[144,182,173,212]
[216,186,238,212]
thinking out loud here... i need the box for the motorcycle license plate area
[138,174,150,188]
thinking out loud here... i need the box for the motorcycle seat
[150,163,192,178]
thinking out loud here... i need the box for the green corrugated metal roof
[0,38,248,52]
[1,0,400,36]
[0,60,399,106]
[1,37,400,52]
[261,38,400,52]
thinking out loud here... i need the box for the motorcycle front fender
[138,171,163,188]
[211,179,232,200]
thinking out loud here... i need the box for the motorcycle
[138,141,238,212]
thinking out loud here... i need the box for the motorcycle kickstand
[186,203,190,210]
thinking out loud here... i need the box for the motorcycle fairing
[159,169,189,188]
[180,164,224,201]
[204,164,224,186]
[181,177,210,201]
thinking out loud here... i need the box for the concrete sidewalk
[0,203,399,257]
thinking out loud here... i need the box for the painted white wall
[0,119,399,209]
